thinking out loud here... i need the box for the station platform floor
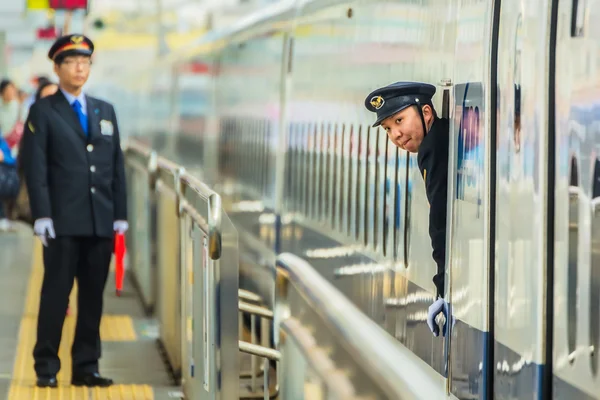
[0,223,182,400]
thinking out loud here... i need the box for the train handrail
[125,141,223,260]
[124,139,238,399]
[276,252,446,399]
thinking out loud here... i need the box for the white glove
[113,220,129,234]
[427,298,453,337]
[33,218,56,247]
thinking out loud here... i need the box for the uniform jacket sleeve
[22,103,52,220]
[111,106,127,221]
[421,120,449,298]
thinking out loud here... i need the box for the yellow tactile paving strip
[8,241,153,400]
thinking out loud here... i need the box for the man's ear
[422,104,433,118]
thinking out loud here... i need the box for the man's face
[381,105,431,153]
[54,55,91,90]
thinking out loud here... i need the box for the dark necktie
[72,99,88,136]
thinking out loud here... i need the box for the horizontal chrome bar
[239,302,274,320]
[124,140,153,157]
[125,139,223,260]
[125,159,150,174]
[239,341,280,361]
[239,289,263,304]
[277,252,447,399]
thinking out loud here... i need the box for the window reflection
[590,158,600,374]
[568,157,579,363]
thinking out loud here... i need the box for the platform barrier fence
[124,140,446,399]
[275,253,447,400]
[124,140,240,400]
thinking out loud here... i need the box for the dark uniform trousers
[22,90,127,377]
[417,117,449,299]
[36,237,112,376]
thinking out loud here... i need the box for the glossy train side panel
[493,0,552,398]
[554,0,600,398]
[279,0,457,381]
[211,24,291,310]
[447,0,495,398]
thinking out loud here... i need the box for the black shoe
[71,372,113,387]
[36,376,58,388]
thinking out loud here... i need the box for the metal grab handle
[239,340,281,361]
[239,301,274,319]
[239,289,263,303]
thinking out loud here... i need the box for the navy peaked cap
[48,34,94,61]
[364,82,436,127]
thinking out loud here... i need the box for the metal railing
[237,289,279,399]
[124,140,240,400]
[275,253,447,399]
[125,139,447,399]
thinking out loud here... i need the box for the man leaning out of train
[364,81,451,337]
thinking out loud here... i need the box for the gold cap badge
[370,95,385,110]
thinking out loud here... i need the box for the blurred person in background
[13,80,68,311]
[0,79,23,149]
[0,130,19,232]
[21,75,50,121]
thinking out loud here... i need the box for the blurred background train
[89,0,600,398]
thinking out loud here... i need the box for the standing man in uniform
[364,82,451,337]
[21,34,128,388]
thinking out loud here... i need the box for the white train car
[95,0,600,397]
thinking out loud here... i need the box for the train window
[372,125,381,251]
[590,158,600,375]
[382,133,390,257]
[393,146,400,261]
[294,123,302,212]
[330,123,339,230]
[568,156,579,363]
[305,122,313,217]
[310,123,318,220]
[513,13,523,153]
[291,123,298,210]
[257,120,263,194]
[513,84,521,153]
[345,124,353,237]
[403,152,411,268]
[260,119,266,195]
[362,126,371,246]
[285,123,294,209]
[322,123,331,223]
[366,125,375,249]
[318,122,327,221]
[251,119,258,190]
[302,122,311,216]
[353,125,362,241]
[250,119,256,190]
[338,124,346,233]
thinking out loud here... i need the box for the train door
[446,1,499,398]
[553,0,600,398]
[494,0,554,398]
